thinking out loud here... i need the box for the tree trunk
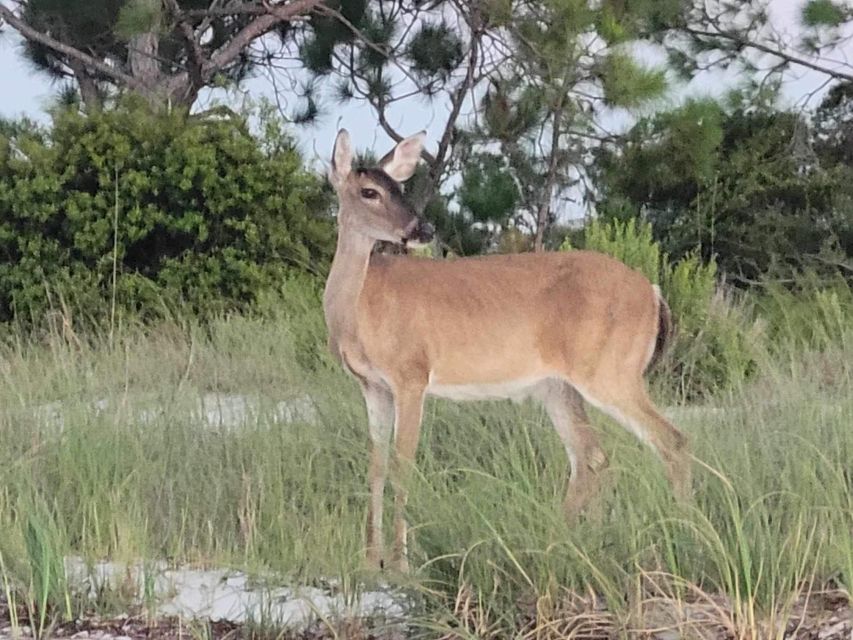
[128,31,165,106]
[534,106,564,252]
[533,196,550,253]
[67,59,101,111]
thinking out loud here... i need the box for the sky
[1,1,851,179]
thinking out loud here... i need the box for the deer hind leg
[579,377,691,501]
[535,379,608,520]
[390,385,426,573]
[360,383,394,570]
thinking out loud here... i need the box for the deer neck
[323,223,375,354]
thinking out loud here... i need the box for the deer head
[329,129,435,247]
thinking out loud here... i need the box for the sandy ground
[1,557,409,639]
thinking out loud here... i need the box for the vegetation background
[0,0,850,636]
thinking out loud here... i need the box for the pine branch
[0,4,141,90]
[314,4,433,96]
[428,1,484,187]
[205,0,323,77]
[330,48,438,165]
[181,3,270,18]
[681,26,853,83]
[164,0,323,103]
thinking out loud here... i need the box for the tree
[593,97,853,283]
[814,80,853,165]
[298,0,678,251]
[287,0,524,260]
[460,0,675,251]
[424,151,523,256]
[0,0,329,110]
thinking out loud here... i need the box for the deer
[323,129,691,572]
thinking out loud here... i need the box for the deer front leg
[390,386,426,573]
[361,383,394,570]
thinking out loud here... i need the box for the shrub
[564,217,661,282]
[0,101,334,327]
[758,274,853,353]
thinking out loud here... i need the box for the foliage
[758,274,853,353]
[593,100,853,284]
[0,101,334,326]
[19,0,126,79]
[427,197,493,257]
[814,81,853,165]
[598,52,668,109]
[458,153,520,226]
[463,0,672,249]
[802,0,848,27]
[565,217,661,282]
[114,0,162,40]
[296,0,675,247]
[405,21,463,82]
[662,0,853,85]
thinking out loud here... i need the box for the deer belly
[426,376,545,402]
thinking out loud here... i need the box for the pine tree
[466,0,674,250]
[298,0,491,211]
[0,0,329,110]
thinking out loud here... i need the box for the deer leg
[580,380,691,501]
[535,380,608,520]
[361,382,394,570]
[390,386,426,573]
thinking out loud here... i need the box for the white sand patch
[26,392,319,431]
[64,557,407,629]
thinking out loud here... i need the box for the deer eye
[360,188,379,200]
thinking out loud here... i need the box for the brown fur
[356,251,659,392]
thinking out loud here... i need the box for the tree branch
[315,4,433,96]
[0,3,141,89]
[182,3,270,18]
[204,0,323,79]
[330,48,438,166]
[681,26,853,83]
[164,0,323,105]
[428,4,483,188]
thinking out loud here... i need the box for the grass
[0,281,850,638]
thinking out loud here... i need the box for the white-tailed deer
[323,129,691,572]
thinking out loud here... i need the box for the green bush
[758,274,853,353]
[562,216,661,282]
[0,102,334,326]
[563,217,757,398]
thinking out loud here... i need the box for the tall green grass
[0,277,850,637]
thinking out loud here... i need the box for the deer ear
[329,129,352,187]
[379,131,425,183]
